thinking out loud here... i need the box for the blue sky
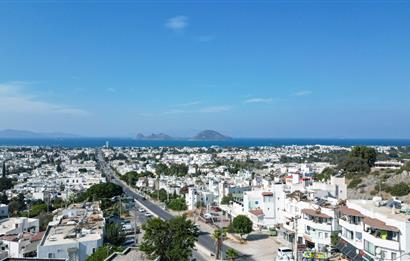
[1,1,410,138]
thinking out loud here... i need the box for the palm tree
[212,229,226,259]
[226,248,239,261]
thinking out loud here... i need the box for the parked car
[276,247,294,261]
[144,212,152,217]
[138,208,145,212]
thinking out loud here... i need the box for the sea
[0,138,409,148]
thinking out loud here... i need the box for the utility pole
[134,208,138,246]
[293,215,300,261]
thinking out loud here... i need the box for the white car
[138,208,145,212]
[144,212,152,217]
[276,247,294,261]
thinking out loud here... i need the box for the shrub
[167,198,187,211]
[388,183,410,197]
[348,178,362,189]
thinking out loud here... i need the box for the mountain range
[0,129,80,139]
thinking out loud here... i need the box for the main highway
[95,149,226,260]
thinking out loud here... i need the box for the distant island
[135,130,231,141]
[135,133,174,141]
[191,130,232,140]
[0,129,80,139]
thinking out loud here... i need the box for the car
[138,208,145,212]
[122,237,136,246]
[144,212,152,217]
[276,247,294,261]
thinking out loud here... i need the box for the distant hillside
[192,130,231,140]
[0,129,79,138]
[135,133,174,140]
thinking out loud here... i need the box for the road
[96,149,225,260]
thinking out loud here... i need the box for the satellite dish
[375,247,381,255]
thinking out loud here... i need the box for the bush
[221,194,234,205]
[105,223,125,246]
[314,167,334,181]
[167,198,187,211]
[86,244,123,261]
[388,183,410,196]
[348,178,362,189]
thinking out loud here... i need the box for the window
[355,232,362,241]
[325,233,329,239]
[380,251,387,259]
[48,253,55,258]
[364,240,375,255]
[392,252,397,260]
[92,248,96,253]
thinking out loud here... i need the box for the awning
[340,206,364,217]
[302,208,331,219]
[363,217,399,232]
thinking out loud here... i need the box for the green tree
[350,146,377,167]
[221,194,234,205]
[0,177,13,192]
[8,194,26,215]
[2,162,6,177]
[213,229,226,259]
[105,223,125,246]
[231,215,253,239]
[86,244,123,261]
[38,212,53,231]
[226,248,239,261]
[338,157,370,174]
[85,183,123,201]
[314,167,334,181]
[167,198,187,211]
[0,193,8,204]
[140,216,199,261]
[27,203,48,217]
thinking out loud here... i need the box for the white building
[0,218,39,236]
[37,202,104,261]
[242,184,286,229]
[0,231,44,258]
[0,204,8,219]
[337,198,410,261]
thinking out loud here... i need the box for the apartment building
[0,218,39,236]
[37,202,104,261]
[337,198,410,261]
[242,184,286,229]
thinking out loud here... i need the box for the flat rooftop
[41,202,104,246]
[350,200,410,222]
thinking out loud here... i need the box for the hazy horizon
[1,2,410,138]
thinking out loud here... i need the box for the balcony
[303,219,332,232]
[339,218,362,233]
[363,230,400,251]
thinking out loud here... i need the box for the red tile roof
[249,209,264,217]
[340,206,364,217]
[302,208,331,219]
[363,217,399,232]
